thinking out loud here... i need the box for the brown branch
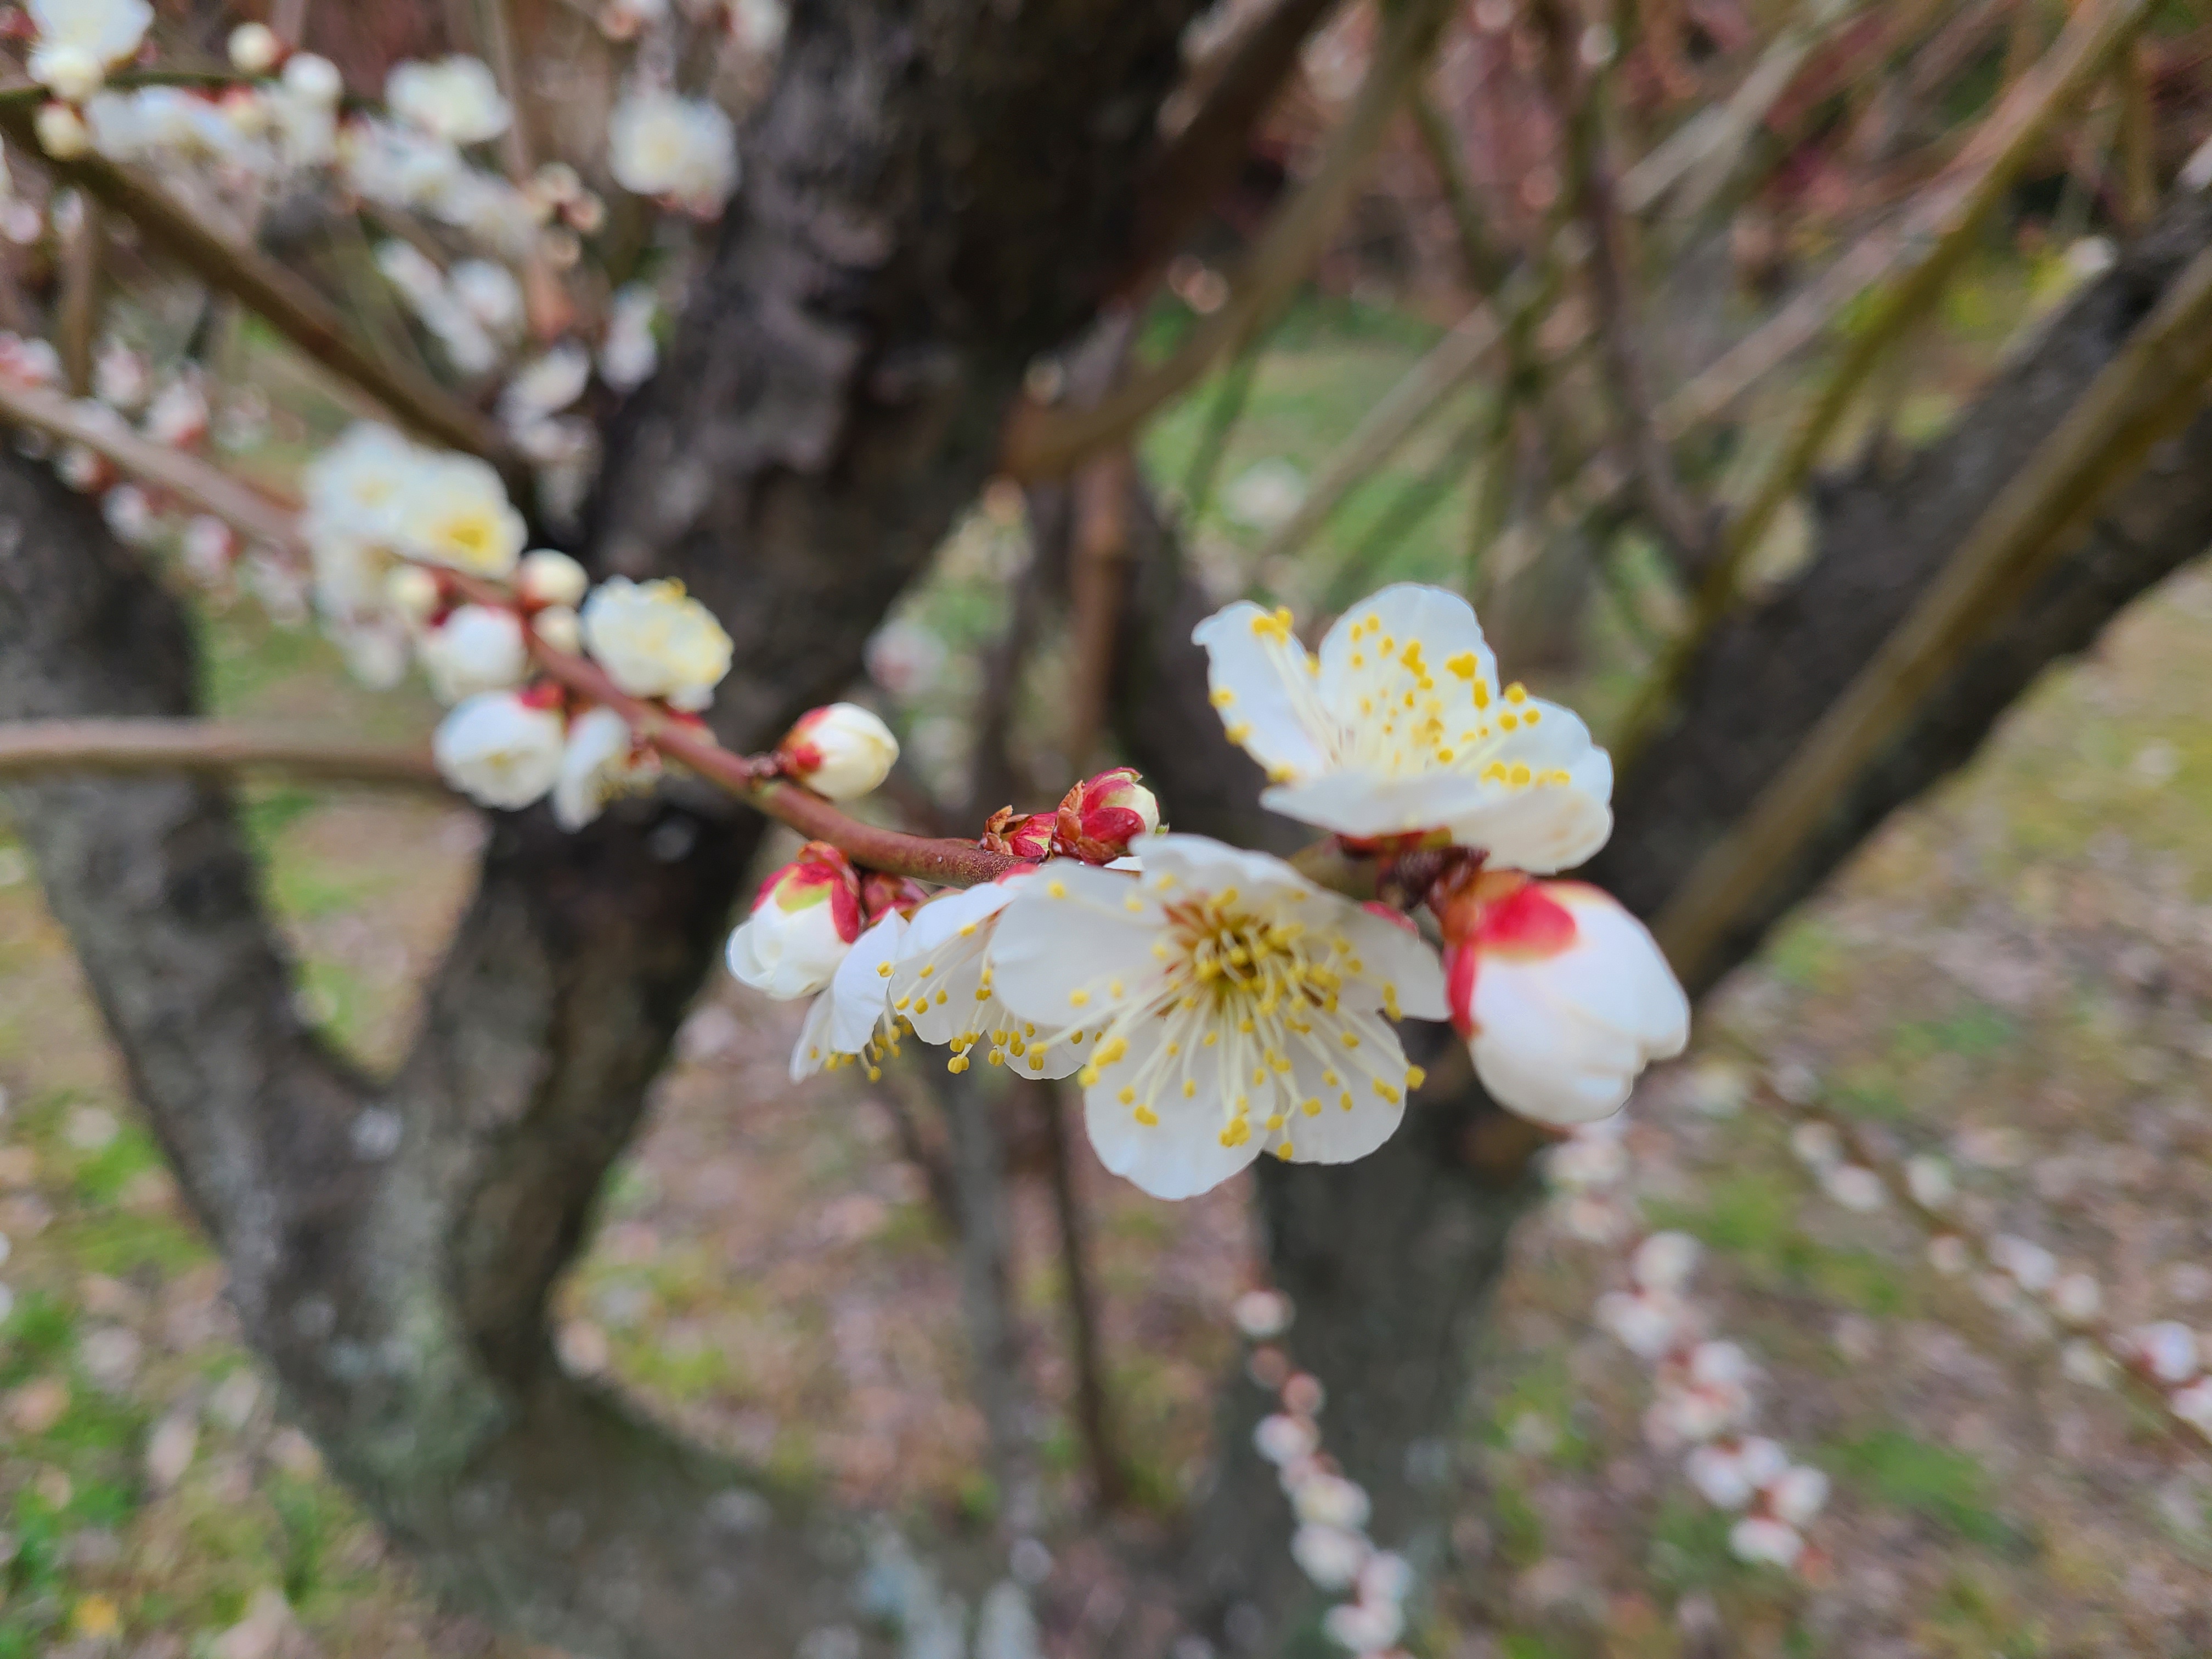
[1615,0,2154,763]
[1124,0,1346,291]
[1000,0,1458,481]
[1655,234,2212,985]
[57,199,101,396]
[1064,448,1137,771]
[1530,0,1712,572]
[0,376,307,550]
[0,718,446,789]
[0,105,525,481]
[1042,1081,1127,1508]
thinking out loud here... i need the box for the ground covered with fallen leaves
[4,525,2212,1657]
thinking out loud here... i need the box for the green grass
[1830,1431,2024,1552]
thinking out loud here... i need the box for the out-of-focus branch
[1410,93,1514,292]
[1042,1082,1127,1509]
[0,108,524,478]
[1124,0,1345,291]
[1250,304,1504,566]
[2118,40,2156,229]
[1530,0,1712,573]
[1616,0,2153,759]
[1064,447,1137,771]
[1001,0,1458,481]
[0,718,445,789]
[1655,235,2212,985]
[58,199,101,395]
[1620,0,1860,218]
[0,376,307,550]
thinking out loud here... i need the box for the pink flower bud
[1052,766,1161,864]
[725,843,862,999]
[981,807,1057,861]
[1439,874,1688,1128]
[778,703,898,801]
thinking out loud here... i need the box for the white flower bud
[228,22,281,75]
[1904,1153,1954,1209]
[1685,1443,1754,1509]
[1232,1288,1293,1339]
[1288,1470,1370,1531]
[518,548,589,609]
[1729,1516,1803,1570]
[1322,1599,1402,1654]
[35,101,91,160]
[1768,1464,1830,1526]
[532,604,582,656]
[385,565,442,621]
[433,691,565,809]
[36,47,104,105]
[281,53,344,106]
[580,576,733,709]
[1823,1164,1886,1212]
[1253,1413,1318,1466]
[2137,1320,2200,1384]
[419,604,529,703]
[779,703,899,801]
[2051,1271,2102,1324]
[1288,1523,1367,1591]
[726,845,862,1000]
[1632,1231,1701,1293]
[1448,881,1689,1127]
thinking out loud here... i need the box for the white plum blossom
[887,874,1087,1080]
[419,605,530,703]
[726,844,862,1000]
[608,90,739,217]
[1442,877,1689,1127]
[580,576,733,709]
[1195,584,1612,872]
[532,604,582,656]
[395,452,527,578]
[780,702,899,800]
[991,835,1444,1200]
[1632,1231,1701,1292]
[282,53,343,106]
[1729,1515,1804,1570]
[499,342,592,431]
[387,57,512,146]
[451,259,526,335]
[553,706,661,830]
[1321,1598,1402,1654]
[433,691,566,809]
[35,101,91,160]
[29,0,153,104]
[2136,1321,2200,1384]
[790,912,909,1082]
[518,549,590,610]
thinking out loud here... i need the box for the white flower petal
[788,987,838,1082]
[1190,602,1333,783]
[1315,581,1496,712]
[826,913,905,1053]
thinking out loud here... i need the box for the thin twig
[0,719,445,789]
[57,196,101,396]
[1063,448,1137,774]
[1179,344,1263,521]
[1530,0,1712,573]
[1001,0,1459,481]
[1615,0,2153,764]
[0,376,306,549]
[1655,235,2212,986]
[0,106,524,478]
[1042,1081,1127,1508]
[1411,92,1514,292]
[1250,303,1504,568]
[1124,0,1346,294]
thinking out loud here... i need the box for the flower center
[1165,894,1340,1020]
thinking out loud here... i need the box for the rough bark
[4,3,1214,1654]
[1588,196,2212,996]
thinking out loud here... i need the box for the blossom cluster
[1549,1118,1834,1572]
[726,585,1689,1200]
[1235,1290,1417,1657]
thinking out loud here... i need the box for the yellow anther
[1119,1086,1136,1104]
[1226,721,1252,743]
[1210,686,1236,708]
[877,962,893,978]
[1135,1105,1159,1126]
[1302,1097,1322,1116]
[1070,989,1090,1007]
[1049,880,1067,898]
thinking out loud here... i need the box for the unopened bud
[981,806,1057,861]
[518,548,589,608]
[385,564,443,620]
[532,603,582,656]
[778,703,898,801]
[860,870,928,922]
[726,843,861,1000]
[281,53,343,106]
[419,604,529,703]
[35,101,90,160]
[228,22,282,75]
[1053,766,1161,864]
